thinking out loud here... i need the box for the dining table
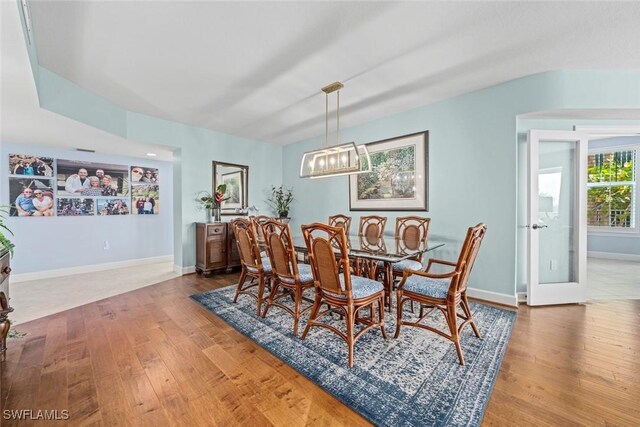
[290,233,445,310]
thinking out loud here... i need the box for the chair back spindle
[359,215,387,239]
[232,218,263,271]
[302,224,351,297]
[454,223,487,293]
[328,214,352,235]
[312,239,345,295]
[395,216,430,260]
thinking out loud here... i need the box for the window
[587,149,636,229]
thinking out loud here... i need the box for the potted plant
[268,185,294,218]
[198,184,228,222]
[0,205,14,256]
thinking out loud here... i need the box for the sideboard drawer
[207,225,225,236]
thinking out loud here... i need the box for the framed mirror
[213,161,249,216]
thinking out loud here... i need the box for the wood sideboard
[0,248,13,362]
[195,222,241,275]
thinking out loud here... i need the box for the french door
[527,130,588,306]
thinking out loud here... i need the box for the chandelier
[299,82,371,179]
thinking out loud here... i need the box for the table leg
[384,262,393,312]
[0,316,9,362]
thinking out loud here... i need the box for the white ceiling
[3,1,640,153]
[0,2,174,160]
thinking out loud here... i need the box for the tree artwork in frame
[221,171,243,211]
[349,131,428,211]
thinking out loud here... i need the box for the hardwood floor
[1,273,638,426]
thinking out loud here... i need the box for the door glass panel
[538,140,575,284]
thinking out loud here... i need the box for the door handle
[529,224,548,230]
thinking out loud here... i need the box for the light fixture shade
[299,142,371,179]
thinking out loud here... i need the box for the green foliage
[587,151,634,227]
[588,151,634,183]
[198,192,216,209]
[197,184,228,210]
[0,205,14,256]
[267,185,293,215]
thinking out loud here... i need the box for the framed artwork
[9,177,55,217]
[131,185,159,215]
[56,198,95,216]
[57,159,129,197]
[9,154,54,177]
[97,198,130,216]
[131,166,159,184]
[221,170,243,211]
[349,131,428,211]
[6,153,158,219]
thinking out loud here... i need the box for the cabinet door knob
[2,266,10,274]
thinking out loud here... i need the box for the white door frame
[527,129,588,306]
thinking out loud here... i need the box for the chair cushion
[246,257,272,273]
[323,274,383,300]
[376,259,423,272]
[279,263,314,284]
[392,259,423,272]
[402,275,450,299]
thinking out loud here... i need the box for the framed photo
[97,198,130,216]
[349,131,428,211]
[131,166,159,184]
[57,159,129,197]
[9,154,54,177]
[8,177,55,217]
[131,185,159,215]
[221,170,243,211]
[56,198,95,216]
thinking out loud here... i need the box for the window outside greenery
[587,150,635,228]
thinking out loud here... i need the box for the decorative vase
[279,210,288,218]
[213,207,221,222]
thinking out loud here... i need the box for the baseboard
[12,255,174,283]
[466,287,518,308]
[174,264,196,275]
[588,251,640,262]
[517,292,527,304]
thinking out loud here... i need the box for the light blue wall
[284,71,640,299]
[30,67,283,269]
[12,20,640,294]
[12,0,640,291]
[38,68,128,138]
[124,112,283,268]
[1,142,174,274]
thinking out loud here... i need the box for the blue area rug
[191,285,516,427]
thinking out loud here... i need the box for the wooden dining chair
[328,214,352,235]
[251,215,274,241]
[261,219,315,335]
[358,215,387,239]
[354,215,388,278]
[394,223,487,365]
[301,223,387,368]
[231,218,273,315]
[391,216,431,279]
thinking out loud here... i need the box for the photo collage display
[7,154,160,217]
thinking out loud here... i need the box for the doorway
[526,130,588,306]
[579,126,640,301]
